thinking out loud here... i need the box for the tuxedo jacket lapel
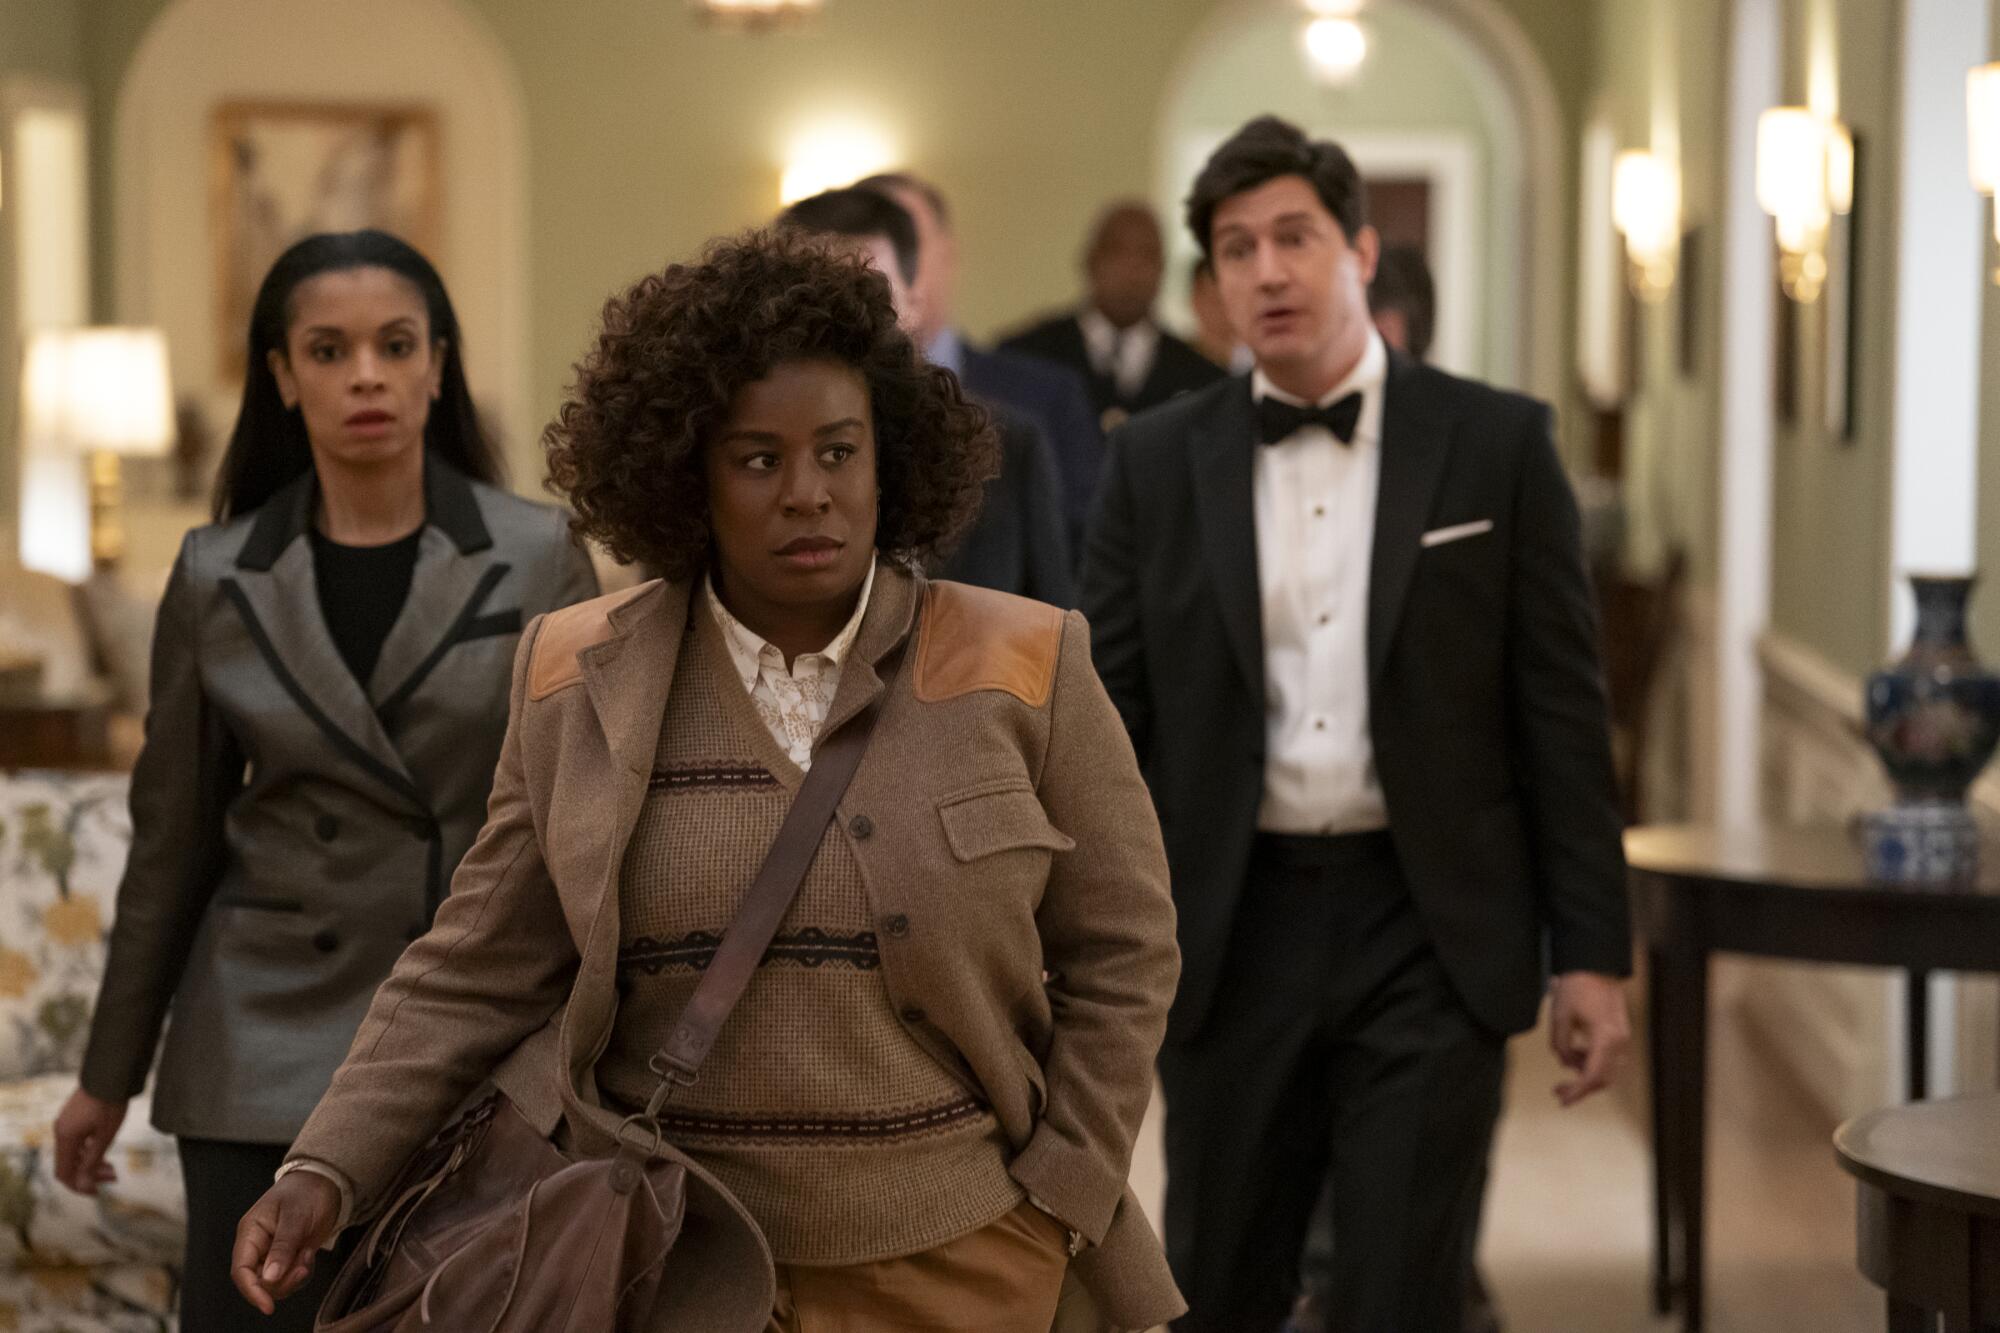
[1189,381,1265,706]
[1368,352,1454,684]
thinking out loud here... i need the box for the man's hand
[1548,971,1630,1107]
[231,1173,342,1315]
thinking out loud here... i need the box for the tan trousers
[767,1200,1072,1332]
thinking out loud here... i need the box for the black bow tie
[1256,391,1363,445]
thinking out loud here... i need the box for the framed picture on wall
[1677,224,1702,380]
[209,101,443,380]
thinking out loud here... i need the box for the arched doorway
[111,0,534,484]
[1153,0,1565,402]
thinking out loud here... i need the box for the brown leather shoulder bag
[313,689,887,1333]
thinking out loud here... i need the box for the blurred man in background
[859,172,1103,561]
[1368,243,1437,363]
[778,187,1073,607]
[1191,255,1253,373]
[1001,200,1223,431]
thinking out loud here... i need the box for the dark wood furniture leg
[1665,944,1710,1333]
[1907,968,1930,1102]
[1649,945,1677,1314]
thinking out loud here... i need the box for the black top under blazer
[1080,356,1630,1042]
[80,459,599,1142]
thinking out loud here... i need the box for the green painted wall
[1586,0,1728,586]
[0,0,84,80]
[1765,0,1897,677]
[79,0,1594,454]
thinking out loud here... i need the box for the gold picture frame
[209,100,443,381]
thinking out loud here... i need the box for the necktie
[1256,391,1363,445]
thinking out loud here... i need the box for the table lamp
[19,326,175,568]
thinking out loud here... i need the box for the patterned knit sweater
[597,600,1024,1265]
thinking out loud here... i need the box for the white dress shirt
[1251,329,1390,835]
[1077,307,1160,402]
[705,562,875,772]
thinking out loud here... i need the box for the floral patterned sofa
[1,772,182,1330]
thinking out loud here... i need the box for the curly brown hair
[545,228,999,579]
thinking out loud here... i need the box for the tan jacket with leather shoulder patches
[289,560,1184,1331]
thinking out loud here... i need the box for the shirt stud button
[1314,718,1327,730]
[312,929,340,953]
[849,814,874,840]
[1313,505,1327,517]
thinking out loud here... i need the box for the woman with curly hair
[232,230,1183,1332]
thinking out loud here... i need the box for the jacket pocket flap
[936,781,1076,862]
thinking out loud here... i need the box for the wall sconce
[1756,107,1853,303]
[777,122,897,205]
[1969,62,2000,280]
[693,0,823,28]
[20,327,175,567]
[1611,149,1680,301]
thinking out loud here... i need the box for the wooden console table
[1629,822,2000,1333]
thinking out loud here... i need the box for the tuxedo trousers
[1159,831,1506,1333]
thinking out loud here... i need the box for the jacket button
[315,815,339,842]
[884,914,910,939]
[311,929,340,953]
[900,1006,926,1025]
[849,815,874,840]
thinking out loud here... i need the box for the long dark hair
[211,229,502,521]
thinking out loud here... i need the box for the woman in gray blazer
[50,230,598,1332]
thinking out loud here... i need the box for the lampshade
[1756,108,1831,229]
[1612,150,1680,261]
[1824,122,1855,216]
[1971,63,2000,196]
[19,326,174,457]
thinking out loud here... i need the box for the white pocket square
[1420,519,1494,548]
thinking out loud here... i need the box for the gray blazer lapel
[368,530,511,719]
[1367,354,1454,684]
[221,538,424,813]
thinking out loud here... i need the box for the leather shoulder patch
[527,581,659,701]
[913,581,1065,707]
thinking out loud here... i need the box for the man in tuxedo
[1000,200,1224,431]
[857,172,1104,560]
[777,187,1073,606]
[1080,116,1631,1331]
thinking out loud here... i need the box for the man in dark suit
[858,172,1104,560]
[1080,116,1632,1332]
[779,187,1073,606]
[1000,200,1225,431]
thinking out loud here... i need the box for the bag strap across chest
[615,652,895,1154]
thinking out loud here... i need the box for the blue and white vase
[1861,575,2000,882]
